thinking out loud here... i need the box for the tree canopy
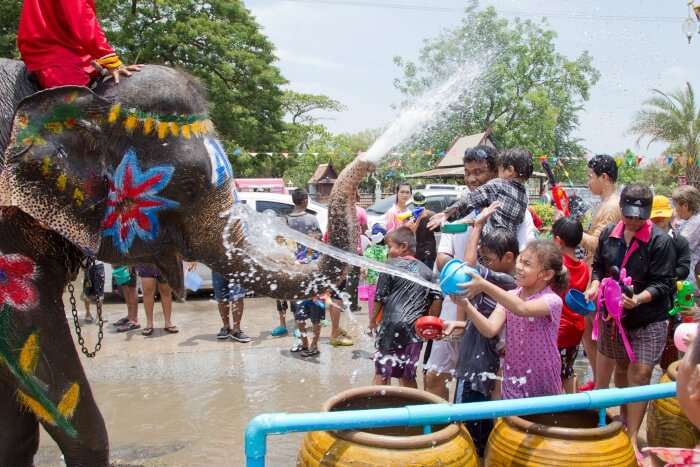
[629,82,700,187]
[0,0,288,151]
[393,1,600,163]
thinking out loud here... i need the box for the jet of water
[223,204,442,293]
[361,61,484,164]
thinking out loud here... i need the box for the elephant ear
[0,86,112,254]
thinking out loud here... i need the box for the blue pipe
[245,382,676,467]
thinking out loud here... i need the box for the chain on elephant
[65,253,104,358]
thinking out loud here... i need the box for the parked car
[365,188,465,229]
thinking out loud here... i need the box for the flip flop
[113,317,129,327]
[164,325,179,334]
[116,322,140,333]
[142,327,154,336]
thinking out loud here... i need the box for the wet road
[36,292,379,466]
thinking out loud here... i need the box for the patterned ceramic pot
[647,360,700,449]
[486,409,635,466]
[298,386,477,466]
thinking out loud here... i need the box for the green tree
[280,90,346,154]
[0,0,287,151]
[0,1,20,58]
[393,1,599,166]
[629,82,700,188]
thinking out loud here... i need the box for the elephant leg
[0,379,40,467]
[31,310,110,467]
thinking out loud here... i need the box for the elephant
[0,58,374,466]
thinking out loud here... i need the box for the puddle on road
[36,343,375,467]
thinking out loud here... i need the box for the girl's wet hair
[524,240,568,293]
[394,181,412,195]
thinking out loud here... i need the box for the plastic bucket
[185,271,203,292]
[439,259,478,295]
[113,266,131,286]
[565,289,595,316]
[358,284,370,301]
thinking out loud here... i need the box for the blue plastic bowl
[565,289,595,316]
[439,258,479,295]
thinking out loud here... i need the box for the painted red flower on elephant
[0,253,38,311]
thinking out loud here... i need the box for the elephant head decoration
[0,62,374,466]
[0,64,374,298]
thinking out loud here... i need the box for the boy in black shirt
[372,227,442,387]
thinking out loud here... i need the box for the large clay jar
[486,409,635,466]
[298,386,477,466]
[647,361,700,448]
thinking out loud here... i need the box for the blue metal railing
[244,382,677,466]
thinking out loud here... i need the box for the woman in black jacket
[584,183,675,458]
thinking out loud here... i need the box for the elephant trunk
[189,157,375,300]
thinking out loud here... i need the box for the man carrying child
[371,227,442,388]
[427,148,534,235]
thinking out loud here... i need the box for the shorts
[135,265,166,283]
[559,345,579,379]
[212,271,246,303]
[293,300,325,324]
[424,338,461,375]
[598,317,668,365]
[82,263,105,300]
[34,65,97,88]
[113,265,136,287]
[374,342,423,380]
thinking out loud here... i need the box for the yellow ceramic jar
[647,360,700,449]
[486,409,635,466]
[298,386,477,466]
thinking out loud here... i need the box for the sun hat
[650,195,673,219]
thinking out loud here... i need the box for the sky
[245,0,700,159]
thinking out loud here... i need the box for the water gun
[595,266,636,362]
[541,159,570,217]
[397,207,425,222]
[669,280,696,316]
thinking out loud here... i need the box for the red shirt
[557,254,589,348]
[17,0,115,73]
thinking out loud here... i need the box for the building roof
[308,163,337,184]
[408,166,547,179]
[437,130,495,168]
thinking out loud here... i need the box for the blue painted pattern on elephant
[101,148,180,254]
[204,137,233,188]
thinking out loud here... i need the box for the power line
[284,0,684,24]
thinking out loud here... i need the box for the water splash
[223,203,442,292]
[361,61,485,164]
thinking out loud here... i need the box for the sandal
[113,317,129,327]
[142,327,154,336]
[116,322,140,333]
[290,343,307,353]
[164,325,179,334]
[301,348,320,358]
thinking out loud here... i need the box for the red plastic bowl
[415,316,445,341]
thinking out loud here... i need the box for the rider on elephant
[17,0,141,88]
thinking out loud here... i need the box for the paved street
[36,291,378,466]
